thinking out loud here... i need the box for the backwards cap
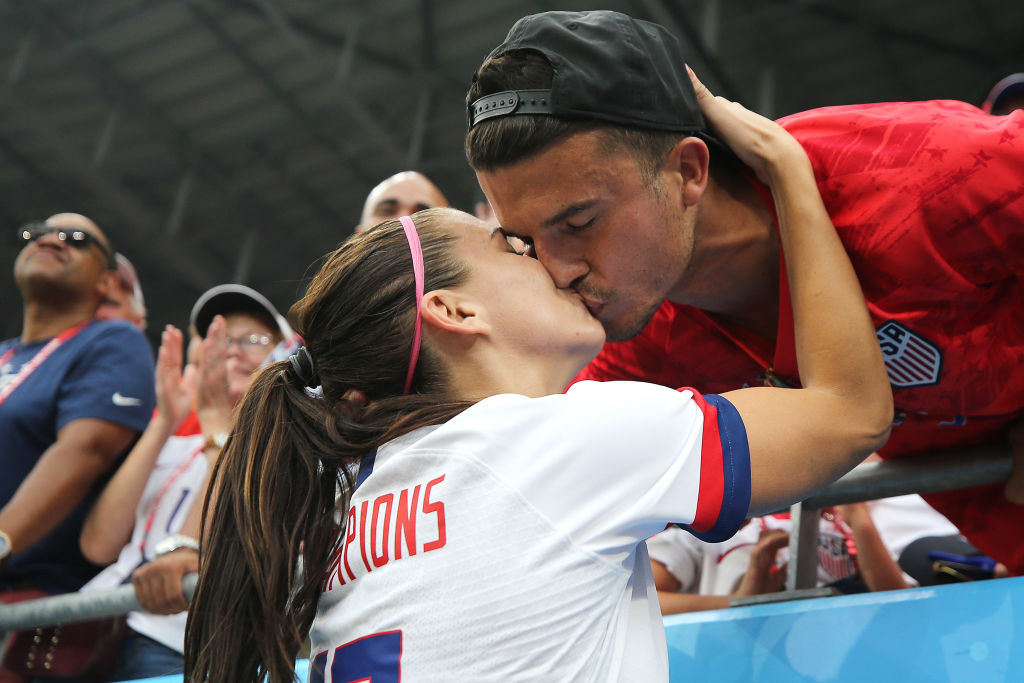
[468,10,705,134]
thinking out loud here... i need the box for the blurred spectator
[649,493,961,614]
[473,199,501,228]
[355,170,448,233]
[0,213,155,680]
[897,533,1008,586]
[78,284,289,681]
[982,73,1024,115]
[96,252,147,331]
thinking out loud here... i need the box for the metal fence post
[786,500,821,590]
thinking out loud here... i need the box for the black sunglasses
[17,222,116,269]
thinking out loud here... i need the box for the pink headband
[400,216,425,394]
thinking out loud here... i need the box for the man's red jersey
[576,100,1024,572]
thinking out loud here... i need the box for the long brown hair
[185,210,473,683]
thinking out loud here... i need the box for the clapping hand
[195,315,232,437]
[153,325,197,436]
[734,528,789,597]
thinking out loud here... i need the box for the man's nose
[536,243,588,290]
[34,230,68,250]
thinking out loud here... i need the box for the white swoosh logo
[112,392,142,407]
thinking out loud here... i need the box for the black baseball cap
[189,283,293,339]
[468,10,704,134]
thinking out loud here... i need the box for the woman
[185,78,892,682]
[79,285,288,681]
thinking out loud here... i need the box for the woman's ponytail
[184,210,477,682]
[185,361,351,683]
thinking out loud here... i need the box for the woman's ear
[420,290,491,337]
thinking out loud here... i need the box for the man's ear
[664,136,710,207]
[95,269,116,301]
[420,289,491,337]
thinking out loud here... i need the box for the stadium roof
[2,0,1021,342]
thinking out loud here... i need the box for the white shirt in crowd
[647,494,960,596]
[81,429,208,653]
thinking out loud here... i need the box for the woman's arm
[130,319,231,615]
[690,71,893,515]
[80,326,196,565]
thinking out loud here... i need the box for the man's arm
[0,418,137,560]
[835,503,909,592]
[652,559,731,613]
[652,529,789,615]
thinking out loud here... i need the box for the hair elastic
[399,216,425,394]
[288,346,320,389]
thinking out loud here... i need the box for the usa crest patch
[876,321,942,387]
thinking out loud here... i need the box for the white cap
[189,283,294,340]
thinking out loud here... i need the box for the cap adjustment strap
[468,89,554,128]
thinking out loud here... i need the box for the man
[96,251,147,330]
[465,11,1024,572]
[355,170,448,233]
[0,213,155,599]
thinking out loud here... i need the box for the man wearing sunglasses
[0,213,155,643]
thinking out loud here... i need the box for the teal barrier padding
[121,580,1023,682]
[665,577,1024,682]
[123,658,309,682]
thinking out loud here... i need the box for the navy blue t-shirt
[0,319,155,594]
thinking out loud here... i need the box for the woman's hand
[132,548,199,615]
[734,528,789,597]
[687,66,808,185]
[196,315,232,436]
[154,325,197,436]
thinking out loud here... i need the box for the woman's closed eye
[499,228,535,257]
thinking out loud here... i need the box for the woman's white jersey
[308,381,751,682]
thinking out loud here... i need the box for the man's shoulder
[777,100,1010,161]
[79,318,148,343]
[778,100,983,129]
[56,321,154,429]
[68,319,153,361]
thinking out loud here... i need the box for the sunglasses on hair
[17,222,116,269]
